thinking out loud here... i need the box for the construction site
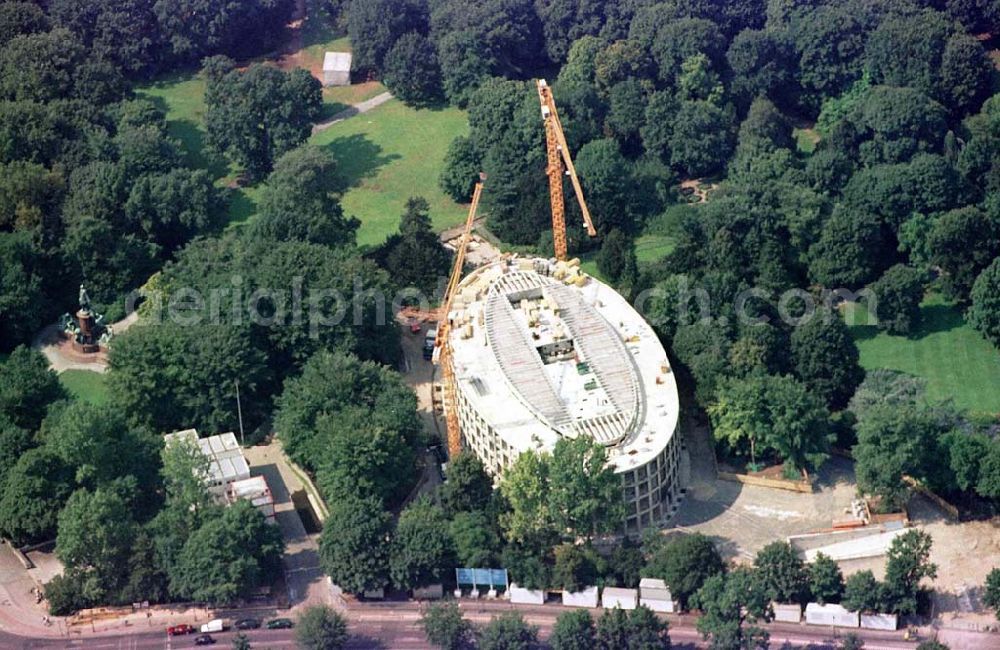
[418,79,1000,632]
[447,256,682,533]
[419,80,684,533]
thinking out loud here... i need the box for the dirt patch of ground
[671,424,857,561]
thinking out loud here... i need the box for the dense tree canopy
[969,257,1000,347]
[709,373,832,472]
[274,350,422,505]
[204,59,322,180]
[248,146,359,248]
[644,533,724,610]
[390,497,454,591]
[169,500,284,604]
[319,494,392,595]
[0,346,65,429]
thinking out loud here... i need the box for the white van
[200,619,225,633]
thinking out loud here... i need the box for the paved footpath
[312,91,394,134]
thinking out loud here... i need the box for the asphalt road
[0,600,937,650]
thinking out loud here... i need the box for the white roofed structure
[164,429,251,500]
[448,257,682,533]
[322,52,352,87]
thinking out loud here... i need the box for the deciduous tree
[551,609,596,650]
[204,60,322,180]
[421,601,473,650]
[479,612,538,650]
[296,605,349,650]
[882,529,937,616]
[693,567,770,650]
[0,345,64,429]
[790,312,865,410]
[319,494,391,595]
[809,552,844,605]
[983,568,1000,621]
[169,500,284,604]
[248,146,358,248]
[644,533,724,610]
[0,447,74,544]
[390,497,453,591]
[440,452,493,516]
[969,257,1000,347]
[866,265,925,335]
[710,373,832,472]
[382,32,443,106]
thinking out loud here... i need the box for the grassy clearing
[635,234,675,263]
[322,81,387,115]
[844,294,1000,415]
[59,369,109,405]
[309,99,469,246]
[137,73,468,244]
[794,127,820,154]
[137,74,231,179]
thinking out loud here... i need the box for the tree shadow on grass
[321,133,401,193]
[319,101,351,121]
[168,120,230,179]
[910,302,965,339]
[140,94,230,180]
[848,300,966,343]
[226,188,258,227]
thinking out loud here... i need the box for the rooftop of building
[164,429,250,485]
[448,257,679,472]
[323,51,352,72]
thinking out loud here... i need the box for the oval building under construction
[447,256,682,533]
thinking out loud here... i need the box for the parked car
[234,618,261,630]
[266,618,294,629]
[166,624,194,636]
[194,634,216,646]
[200,619,225,633]
[422,328,437,360]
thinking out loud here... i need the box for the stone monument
[62,284,109,353]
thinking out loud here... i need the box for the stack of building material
[804,603,859,628]
[562,586,599,608]
[601,587,638,610]
[508,584,544,605]
[860,613,898,630]
[772,603,803,623]
[638,578,674,612]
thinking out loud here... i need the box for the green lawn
[845,295,1000,415]
[136,74,231,179]
[59,370,109,405]
[793,127,820,154]
[137,72,469,245]
[309,99,469,246]
[322,81,387,116]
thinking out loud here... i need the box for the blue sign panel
[456,567,508,587]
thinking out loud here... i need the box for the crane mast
[434,180,484,459]
[433,81,592,459]
[536,79,597,260]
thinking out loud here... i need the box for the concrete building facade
[448,257,682,533]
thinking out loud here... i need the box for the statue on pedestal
[61,283,109,353]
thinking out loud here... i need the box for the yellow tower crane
[536,79,597,260]
[434,179,485,458]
